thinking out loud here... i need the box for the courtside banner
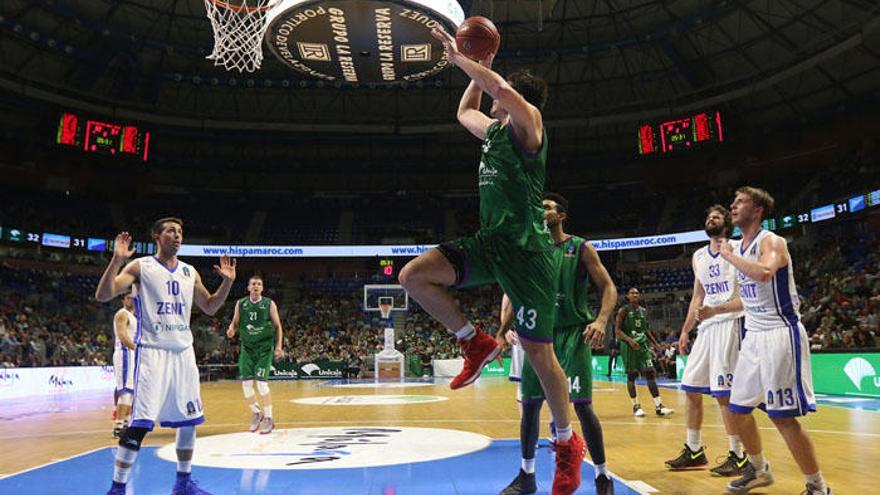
[0,366,115,401]
[812,352,880,398]
[178,230,710,258]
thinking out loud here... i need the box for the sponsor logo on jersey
[183,266,191,277]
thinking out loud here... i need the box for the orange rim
[207,0,277,14]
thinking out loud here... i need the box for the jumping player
[665,205,748,476]
[720,187,831,495]
[499,193,618,495]
[399,29,585,494]
[615,288,674,417]
[227,274,284,434]
[112,291,137,438]
[96,218,236,495]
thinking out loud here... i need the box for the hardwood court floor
[1,376,877,494]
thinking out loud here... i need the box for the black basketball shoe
[665,443,708,470]
[500,469,537,495]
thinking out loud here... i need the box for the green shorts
[239,343,274,380]
[520,325,593,403]
[620,338,653,372]
[438,230,559,342]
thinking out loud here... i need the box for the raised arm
[581,242,618,348]
[114,311,136,350]
[95,233,140,302]
[226,298,240,338]
[719,234,789,283]
[456,53,498,140]
[431,28,543,151]
[270,300,284,360]
[193,256,236,316]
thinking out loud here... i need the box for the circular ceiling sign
[264,0,465,84]
[156,427,490,470]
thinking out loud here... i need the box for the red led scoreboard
[638,110,723,155]
[56,112,150,162]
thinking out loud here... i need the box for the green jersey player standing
[398,27,585,495]
[227,274,283,434]
[616,287,673,418]
[498,193,619,495]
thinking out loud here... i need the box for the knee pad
[117,392,132,406]
[118,426,149,451]
[242,379,256,399]
[256,380,270,396]
[176,426,196,450]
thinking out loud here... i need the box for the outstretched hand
[431,27,462,64]
[113,232,136,261]
[213,256,237,281]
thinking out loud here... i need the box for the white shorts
[729,322,816,418]
[113,346,136,394]
[509,342,525,382]
[681,318,744,398]
[130,346,205,431]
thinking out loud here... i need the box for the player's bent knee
[119,426,149,451]
[256,380,270,395]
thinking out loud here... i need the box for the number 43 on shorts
[516,306,538,330]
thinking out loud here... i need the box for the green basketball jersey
[478,122,552,251]
[238,296,275,347]
[622,305,649,342]
[555,235,595,328]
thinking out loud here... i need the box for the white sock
[729,435,744,457]
[113,446,138,484]
[630,397,638,406]
[653,396,663,408]
[556,424,573,442]
[263,405,273,418]
[594,463,608,478]
[750,453,767,472]
[178,459,192,474]
[521,457,536,474]
[805,471,826,490]
[686,429,701,452]
[249,402,261,414]
[455,323,476,341]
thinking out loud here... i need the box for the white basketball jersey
[133,256,196,351]
[113,308,137,351]
[693,245,742,328]
[735,230,800,331]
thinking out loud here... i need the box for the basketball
[456,16,501,61]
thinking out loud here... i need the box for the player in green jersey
[497,193,618,495]
[615,287,674,417]
[226,274,283,434]
[398,28,585,494]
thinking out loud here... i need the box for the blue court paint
[0,440,640,495]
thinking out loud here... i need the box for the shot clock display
[638,110,724,155]
[379,258,395,277]
[56,112,150,161]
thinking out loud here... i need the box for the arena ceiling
[1,0,879,159]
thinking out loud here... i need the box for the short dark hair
[508,69,548,110]
[736,186,775,220]
[249,274,264,283]
[706,204,734,237]
[151,217,183,236]
[543,192,569,214]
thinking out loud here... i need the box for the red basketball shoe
[449,329,500,390]
[552,431,586,495]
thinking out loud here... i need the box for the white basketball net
[203,0,277,73]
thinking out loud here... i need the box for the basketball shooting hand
[430,28,461,64]
[213,256,237,281]
[478,51,495,68]
[113,232,136,261]
[583,321,606,349]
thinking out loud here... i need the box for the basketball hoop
[379,302,393,320]
[203,0,279,72]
